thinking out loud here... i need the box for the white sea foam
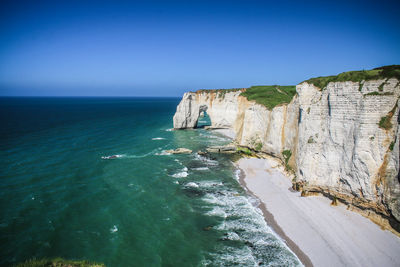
[199,133,230,142]
[172,171,188,178]
[196,181,223,188]
[110,225,118,233]
[102,150,158,159]
[126,151,154,158]
[152,137,165,140]
[194,154,218,166]
[205,206,227,218]
[185,182,199,188]
[171,167,189,178]
[201,185,304,266]
[101,154,124,159]
[204,246,257,266]
[192,167,209,171]
[234,168,241,181]
[155,150,171,156]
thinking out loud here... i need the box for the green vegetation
[307,136,315,143]
[240,85,296,110]
[364,91,394,96]
[303,65,400,90]
[358,82,364,92]
[282,150,292,171]
[195,88,245,99]
[15,258,105,267]
[379,116,393,130]
[197,88,242,94]
[378,81,385,91]
[389,141,395,151]
[255,142,263,151]
[379,100,398,130]
[196,88,243,94]
[237,146,253,156]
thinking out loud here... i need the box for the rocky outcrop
[173,78,400,231]
[173,90,244,129]
[165,148,192,154]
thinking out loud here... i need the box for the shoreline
[236,157,400,267]
[236,165,313,267]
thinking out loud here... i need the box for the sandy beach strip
[237,157,400,267]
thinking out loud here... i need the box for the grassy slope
[303,65,400,90]
[193,65,399,110]
[240,85,296,110]
[195,86,296,110]
[15,258,105,267]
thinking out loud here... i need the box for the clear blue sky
[0,0,399,96]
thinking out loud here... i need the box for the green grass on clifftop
[240,85,296,110]
[303,65,400,90]
[15,258,105,267]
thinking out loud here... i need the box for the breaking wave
[152,137,166,140]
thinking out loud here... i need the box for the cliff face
[173,78,400,228]
[173,89,298,161]
[173,90,243,129]
[296,79,400,225]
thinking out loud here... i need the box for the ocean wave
[205,206,227,218]
[192,167,209,171]
[200,187,302,266]
[152,137,166,140]
[101,154,124,159]
[234,169,241,181]
[194,154,218,166]
[171,167,189,178]
[171,171,188,178]
[110,225,118,233]
[103,148,163,159]
[184,182,199,188]
[203,246,257,266]
[155,150,171,156]
[196,180,223,188]
[126,151,155,158]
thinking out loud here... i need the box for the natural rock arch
[196,105,212,128]
[173,91,243,129]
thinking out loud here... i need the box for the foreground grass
[303,65,400,90]
[15,258,105,267]
[240,85,296,110]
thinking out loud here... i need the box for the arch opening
[196,105,211,128]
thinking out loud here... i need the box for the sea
[0,97,301,266]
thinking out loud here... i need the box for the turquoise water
[0,97,300,266]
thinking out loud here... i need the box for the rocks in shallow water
[206,145,237,153]
[182,187,205,197]
[165,148,192,154]
[203,226,213,231]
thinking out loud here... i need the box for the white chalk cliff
[173,79,400,232]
